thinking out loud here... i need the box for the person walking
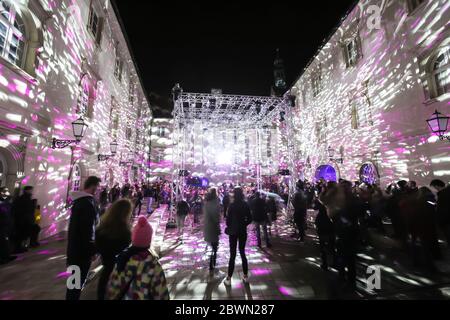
[430,180,450,247]
[224,187,253,286]
[133,189,143,217]
[203,188,221,273]
[292,181,308,242]
[66,176,101,301]
[266,196,278,235]
[95,199,133,300]
[106,216,169,300]
[251,192,271,248]
[222,192,230,218]
[0,187,16,264]
[176,199,190,241]
[11,186,38,252]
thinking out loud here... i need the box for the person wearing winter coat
[11,186,38,252]
[292,181,308,242]
[176,199,190,240]
[95,199,132,300]
[0,188,15,264]
[66,176,101,301]
[203,188,221,272]
[106,216,169,300]
[251,192,271,248]
[224,187,253,286]
[430,180,450,246]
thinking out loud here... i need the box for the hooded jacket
[66,191,99,265]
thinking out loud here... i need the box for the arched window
[71,164,81,192]
[0,0,26,67]
[431,46,450,97]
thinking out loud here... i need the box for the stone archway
[0,146,22,193]
[314,164,338,182]
[359,162,380,185]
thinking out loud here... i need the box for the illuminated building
[290,0,450,186]
[0,0,152,237]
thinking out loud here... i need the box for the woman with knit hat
[106,216,169,300]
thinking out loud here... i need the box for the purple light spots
[56,271,71,279]
[278,286,295,297]
[251,268,272,276]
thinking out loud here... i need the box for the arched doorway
[359,162,379,185]
[315,165,337,182]
[0,152,7,187]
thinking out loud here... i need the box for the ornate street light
[98,141,118,162]
[427,110,449,141]
[52,117,88,149]
[328,146,343,164]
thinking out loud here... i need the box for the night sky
[114,0,356,117]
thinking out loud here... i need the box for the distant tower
[272,48,287,97]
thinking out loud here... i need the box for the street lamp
[98,141,118,162]
[52,117,88,149]
[328,146,343,164]
[427,110,449,141]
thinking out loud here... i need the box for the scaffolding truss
[169,88,296,224]
[173,92,287,129]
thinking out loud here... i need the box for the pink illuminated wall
[291,0,450,186]
[0,0,152,238]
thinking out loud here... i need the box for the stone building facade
[291,0,450,187]
[0,0,152,237]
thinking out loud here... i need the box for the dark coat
[437,186,450,225]
[12,194,36,227]
[176,200,190,217]
[0,198,14,236]
[67,193,99,265]
[226,200,252,236]
[95,229,131,268]
[251,197,267,223]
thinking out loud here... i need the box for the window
[76,76,93,118]
[114,47,123,81]
[350,95,373,129]
[431,46,450,97]
[407,0,425,13]
[110,97,119,138]
[0,0,25,67]
[158,127,165,137]
[125,126,132,140]
[129,82,134,104]
[71,164,81,192]
[312,72,322,97]
[87,5,103,45]
[343,36,362,68]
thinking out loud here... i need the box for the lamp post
[98,141,118,162]
[52,117,88,149]
[427,110,449,141]
[328,146,343,164]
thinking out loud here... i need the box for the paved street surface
[1,205,450,300]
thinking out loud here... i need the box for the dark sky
[114,0,356,117]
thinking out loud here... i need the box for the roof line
[286,0,359,93]
[110,0,153,113]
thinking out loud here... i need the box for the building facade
[0,0,152,237]
[291,0,450,187]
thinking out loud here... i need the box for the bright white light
[216,150,233,165]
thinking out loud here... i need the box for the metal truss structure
[173,92,287,129]
[169,87,296,224]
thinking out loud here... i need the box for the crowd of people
[0,186,41,264]
[1,172,449,299]
[291,178,450,290]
